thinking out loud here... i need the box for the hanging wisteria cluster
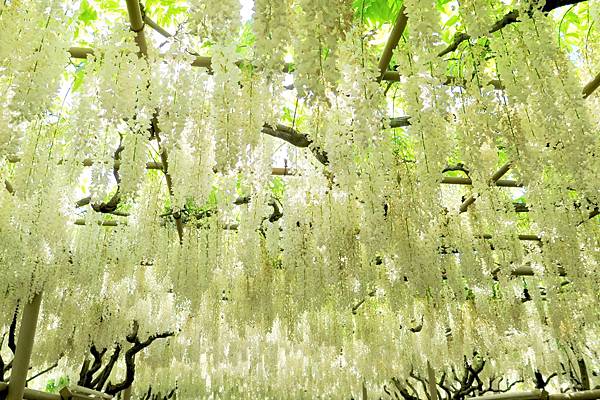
[0,0,599,398]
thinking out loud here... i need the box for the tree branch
[4,180,15,195]
[26,361,60,383]
[438,373,453,400]
[535,370,558,389]
[261,124,328,164]
[351,290,376,315]
[91,345,121,391]
[410,369,431,400]
[459,162,512,213]
[262,116,411,166]
[392,377,419,400]
[79,345,106,387]
[104,330,174,396]
[151,116,184,244]
[438,1,587,58]
[8,306,18,356]
[542,0,589,12]
[0,307,19,381]
[261,124,311,148]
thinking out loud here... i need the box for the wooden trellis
[1,1,599,399]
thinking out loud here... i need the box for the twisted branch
[104,322,174,396]
[438,1,588,57]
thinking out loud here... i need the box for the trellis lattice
[0,0,599,399]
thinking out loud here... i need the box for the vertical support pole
[124,0,147,55]
[377,5,408,81]
[7,292,43,400]
[427,361,437,400]
[123,386,132,400]
[124,0,184,245]
[578,359,590,390]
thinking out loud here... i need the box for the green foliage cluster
[45,376,69,394]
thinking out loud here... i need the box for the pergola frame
[1,1,599,399]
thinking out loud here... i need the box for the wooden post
[377,5,408,81]
[124,0,147,55]
[7,292,43,400]
[122,386,131,400]
[427,361,437,400]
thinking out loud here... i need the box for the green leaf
[444,14,460,28]
[354,0,400,24]
[45,379,56,393]
[436,0,453,11]
[78,0,98,23]
[270,177,285,199]
[72,66,86,92]
[565,11,580,25]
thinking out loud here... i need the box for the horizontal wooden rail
[460,162,512,212]
[5,156,295,176]
[469,388,600,400]
[0,382,61,400]
[69,47,600,94]
[441,176,522,187]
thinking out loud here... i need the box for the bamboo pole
[582,71,600,98]
[74,219,126,226]
[427,361,437,400]
[469,390,543,400]
[441,176,522,187]
[5,154,527,184]
[124,0,184,244]
[7,292,43,400]
[550,389,600,400]
[64,385,113,399]
[377,6,408,81]
[459,162,512,212]
[0,382,62,400]
[9,386,114,400]
[143,16,172,39]
[6,155,295,176]
[67,47,600,95]
[125,0,147,55]
[469,389,600,400]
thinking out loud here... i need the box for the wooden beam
[125,0,147,55]
[582,71,600,98]
[143,16,172,39]
[60,385,113,400]
[479,233,541,241]
[469,390,543,400]
[0,382,62,400]
[459,162,512,212]
[377,6,408,81]
[549,389,600,400]
[67,45,600,97]
[5,155,294,177]
[74,219,125,226]
[441,176,522,187]
[427,361,437,400]
[470,388,600,400]
[7,292,43,400]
